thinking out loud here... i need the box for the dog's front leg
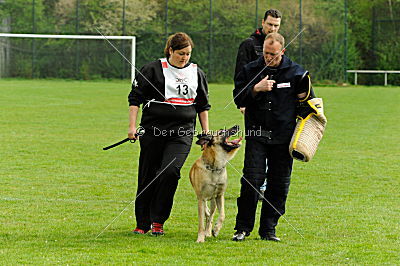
[212,195,225,237]
[205,198,217,237]
[197,199,206,243]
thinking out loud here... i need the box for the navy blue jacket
[233,55,309,144]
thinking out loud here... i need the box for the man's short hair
[263,9,282,20]
[265,32,285,49]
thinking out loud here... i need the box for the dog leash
[103,128,145,150]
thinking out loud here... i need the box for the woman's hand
[128,127,138,140]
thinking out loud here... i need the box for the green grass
[1,79,399,264]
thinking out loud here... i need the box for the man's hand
[253,75,275,93]
[240,107,246,114]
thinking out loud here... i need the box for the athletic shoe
[132,227,149,234]
[260,232,281,242]
[151,222,164,236]
[232,231,249,241]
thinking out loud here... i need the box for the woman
[128,32,210,236]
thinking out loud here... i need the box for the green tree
[53,0,160,34]
[349,0,400,84]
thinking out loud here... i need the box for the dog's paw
[196,237,205,243]
[212,229,219,237]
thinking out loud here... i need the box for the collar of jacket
[251,28,266,40]
[256,54,292,70]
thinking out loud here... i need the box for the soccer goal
[0,33,135,82]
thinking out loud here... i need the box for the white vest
[160,58,198,105]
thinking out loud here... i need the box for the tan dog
[189,125,242,243]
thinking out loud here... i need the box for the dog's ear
[195,134,212,146]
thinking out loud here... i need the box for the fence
[347,70,400,86]
[0,0,399,84]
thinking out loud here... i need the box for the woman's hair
[164,32,194,58]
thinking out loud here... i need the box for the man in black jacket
[234,9,282,200]
[234,9,282,80]
[232,33,314,242]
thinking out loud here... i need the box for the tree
[53,0,160,34]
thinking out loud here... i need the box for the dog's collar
[203,158,225,173]
[205,164,225,173]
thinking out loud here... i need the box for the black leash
[103,128,145,150]
[103,138,135,150]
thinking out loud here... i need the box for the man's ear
[195,134,212,146]
[281,48,286,54]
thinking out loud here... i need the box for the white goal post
[0,33,136,83]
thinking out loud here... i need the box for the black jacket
[128,60,211,135]
[233,55,309,144]
[234,28,266,79]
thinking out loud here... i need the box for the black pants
[234,137,293,236]
[135,134,192,230]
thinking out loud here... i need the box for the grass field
[1,79,399,264]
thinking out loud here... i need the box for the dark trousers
[135,134,192,230]
[234,137,293,236]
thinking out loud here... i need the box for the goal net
[0,33,135,82]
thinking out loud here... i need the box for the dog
[189,125,242,243]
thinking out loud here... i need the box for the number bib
[160,58,198,105]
